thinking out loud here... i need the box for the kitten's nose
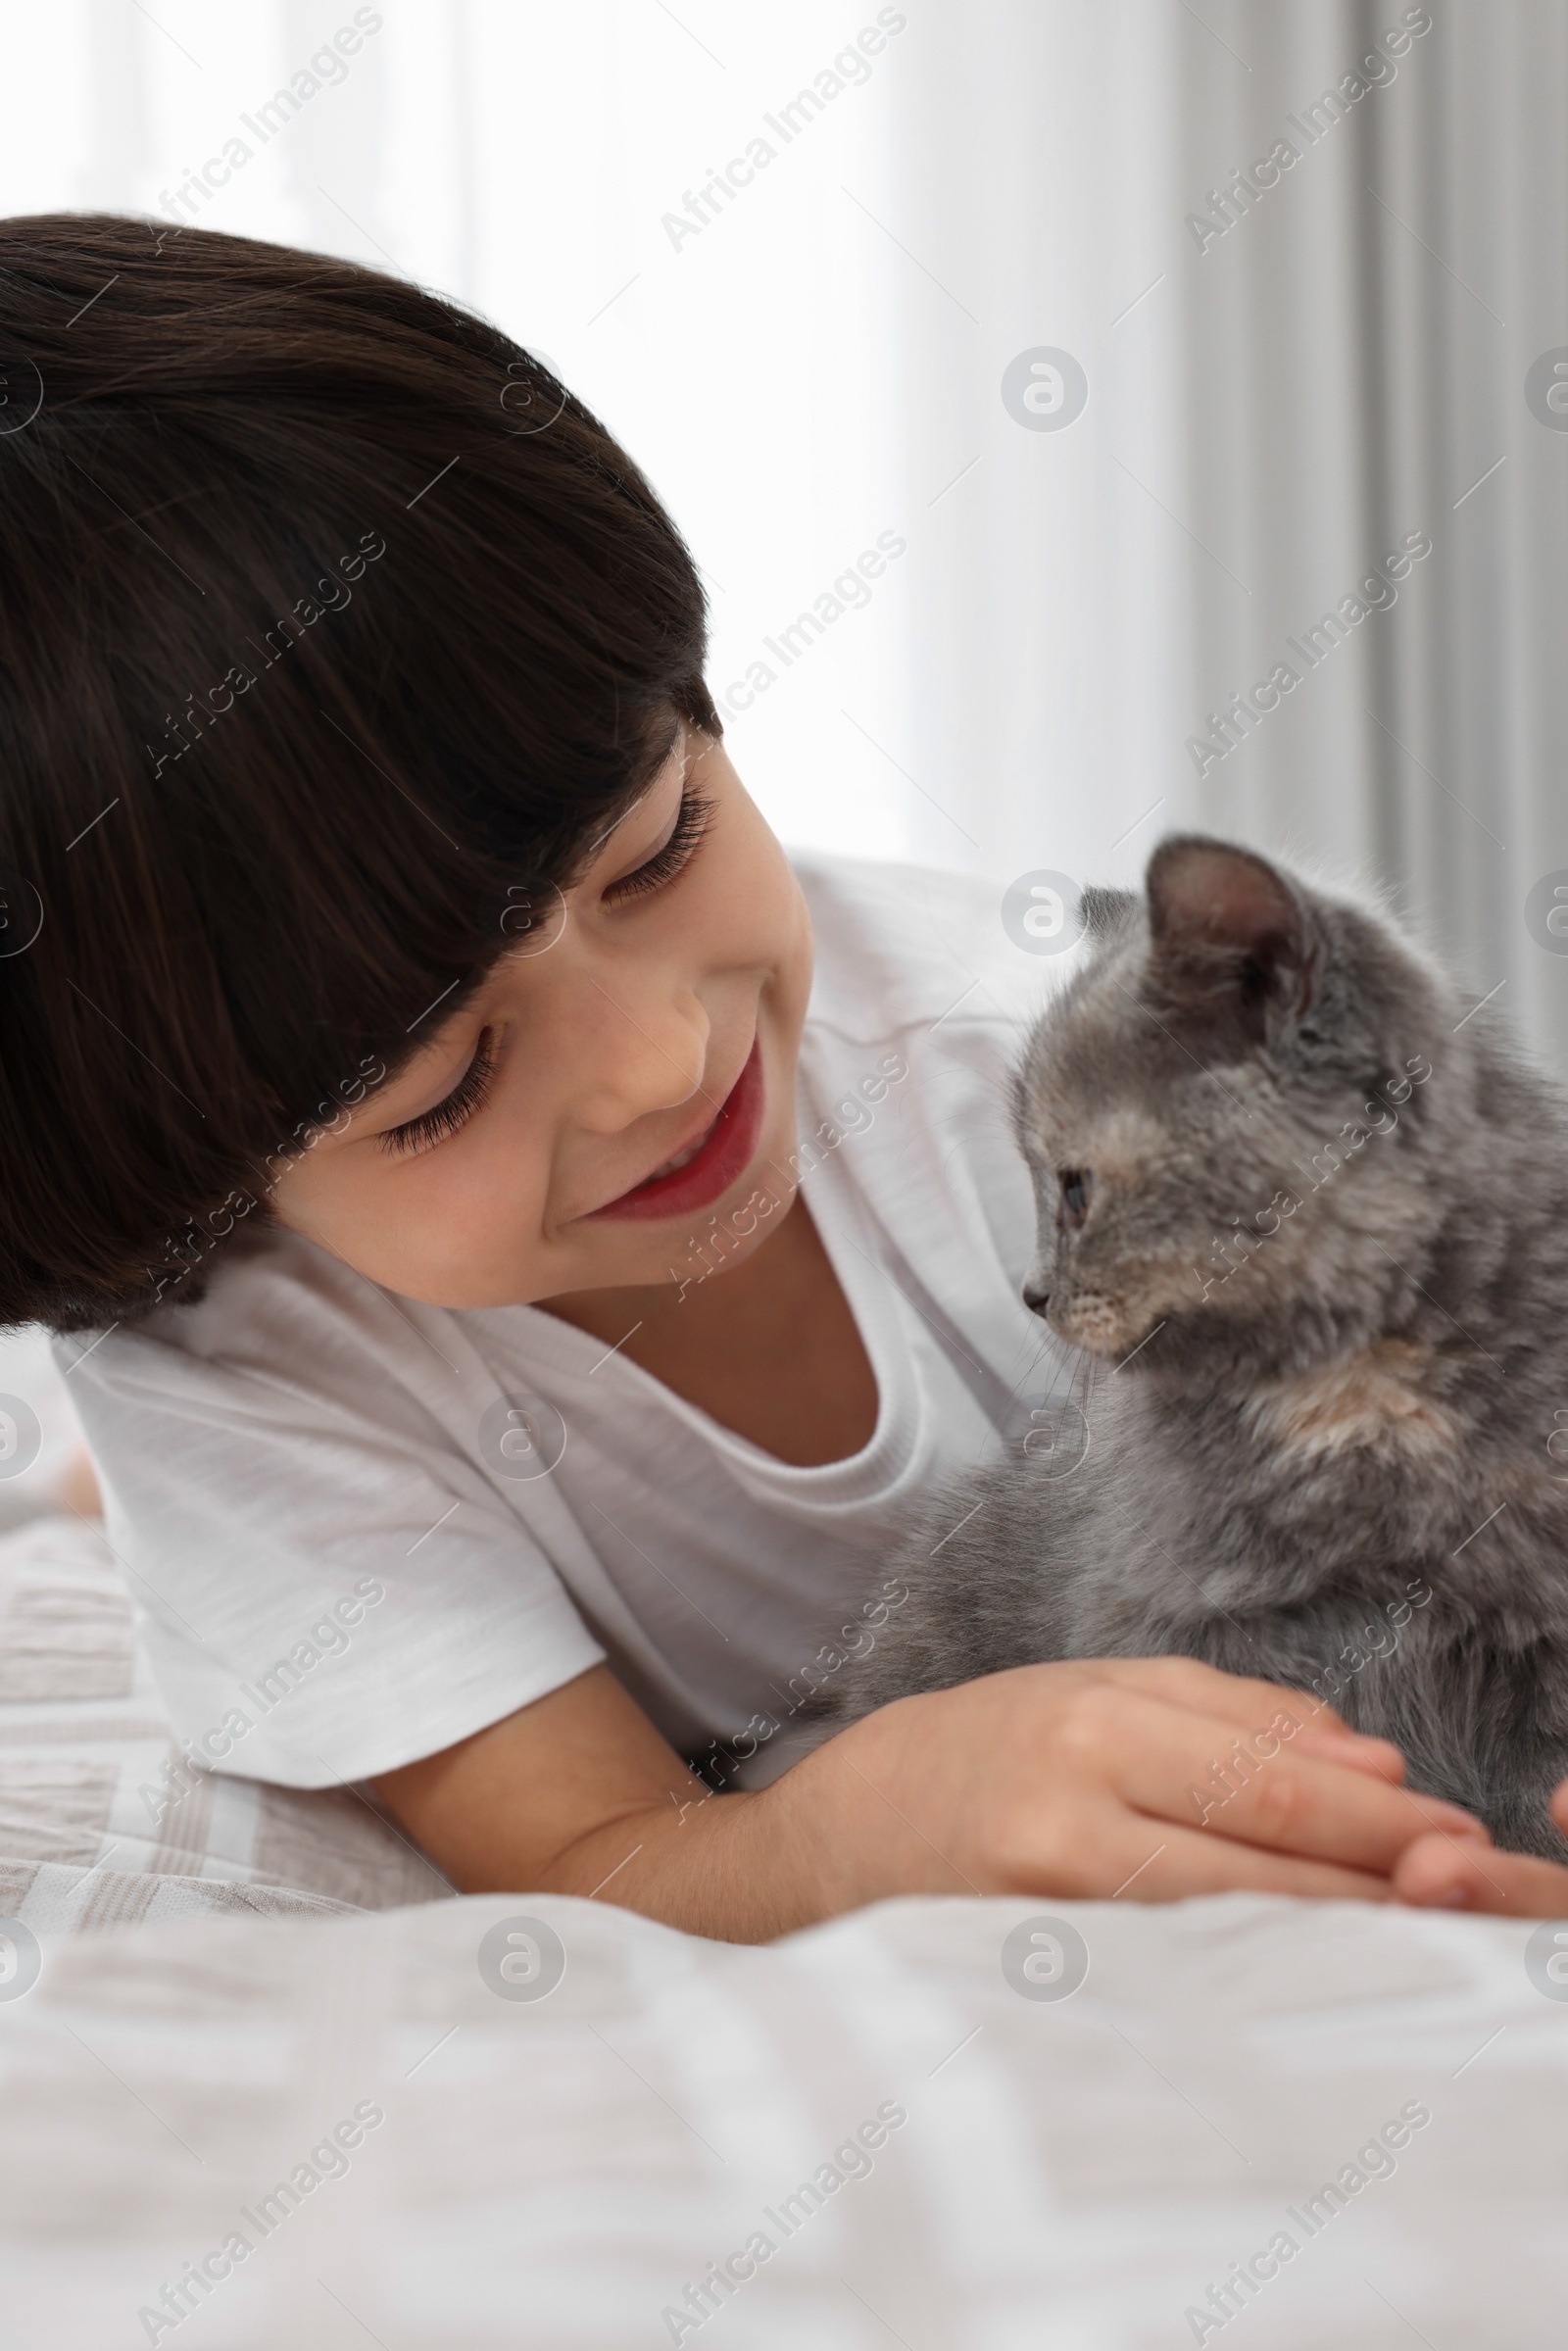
[1021,1282,1051,1317]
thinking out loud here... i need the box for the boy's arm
[371,1656,1568,1938]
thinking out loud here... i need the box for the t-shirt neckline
[465,1088,924,1503]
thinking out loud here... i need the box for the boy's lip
[585,1037,765,1222]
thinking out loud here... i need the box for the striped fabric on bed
[0,1515,451,1927]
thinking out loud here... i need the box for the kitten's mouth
[1049,1291,1157,1362]
[1068,1318,1129,1357]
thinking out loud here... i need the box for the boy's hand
[787,1655,1494,1912]
[374,1654,1568,1937]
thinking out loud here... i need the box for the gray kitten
[832,834,1568,1860]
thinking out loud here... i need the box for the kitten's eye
[1058,1168,1094,1230]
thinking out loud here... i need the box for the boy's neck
[537,1197,878,1467]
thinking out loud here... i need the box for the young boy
[5,213,1562,1934]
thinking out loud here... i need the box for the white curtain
[0,0,1564,1067]
[876,0,1568,1065]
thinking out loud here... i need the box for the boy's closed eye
[265,716,805,1314]
[379,1026,502,1157]
[374,755,718,1160]
[599,783,715,906]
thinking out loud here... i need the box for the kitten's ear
[1145,835,1318,1033]
[1080,884,1138,940]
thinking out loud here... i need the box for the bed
[2,1510,1566,2349]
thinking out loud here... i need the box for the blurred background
[0,0,1564,1493]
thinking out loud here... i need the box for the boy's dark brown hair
[0,213,718,1334]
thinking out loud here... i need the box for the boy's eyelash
[375,792,712,1158]
[380,1027,498,1156]
[605,790,716,903]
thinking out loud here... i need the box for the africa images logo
[1001,870,1086,956]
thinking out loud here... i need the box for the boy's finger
[1088,1659,1489,1827]
[1093,1653,1347,1726]
[1394,1830,1568,1916]
[1110,1694,1488,1872]
[1086,1820,1396,1906]
[1092,1654,1395,1762]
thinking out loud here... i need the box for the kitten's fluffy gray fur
[830,834,1568,1859]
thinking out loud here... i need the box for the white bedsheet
[4,1885,1565,2349]
[2,1505,1564,2345]
[0,1515,447,1922]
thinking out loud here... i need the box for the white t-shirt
[55,856,1081,1789]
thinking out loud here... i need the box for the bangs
[0,213,718,1331]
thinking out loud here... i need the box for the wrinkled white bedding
[3,1510,1566,2347]
[4,1886,1566,2349]
[0,1515,446,1923]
